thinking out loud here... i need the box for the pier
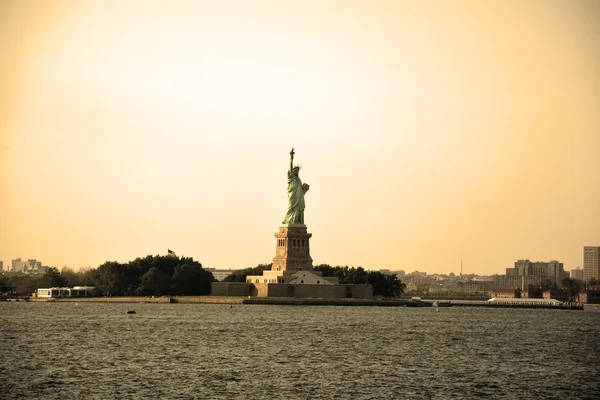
[241,297,584,310]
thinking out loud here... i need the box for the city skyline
[0,254,595,278]
[1,1,599,275]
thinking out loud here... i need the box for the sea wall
[242,297,410,306]
[30,296,246,304]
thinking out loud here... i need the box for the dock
[241,297,584,310]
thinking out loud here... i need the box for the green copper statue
[282,148,310,225]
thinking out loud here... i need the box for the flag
[168,249,177,257]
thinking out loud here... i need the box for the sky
[1,0,599,275]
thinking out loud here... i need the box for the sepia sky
[1,0,599,275]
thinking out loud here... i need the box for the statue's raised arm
[289,148,295,173]
[282,148,309,225]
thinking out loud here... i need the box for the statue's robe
[282,171,306,225]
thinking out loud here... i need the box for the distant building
[492,289,521,299]
[505,260,565,287]
[11,258,25,272]
[469,277,496,291]
[10,258,48,274]
[492,274,547,291]
[207,268,237,281]
[521,289,536,298]
[583,246,600,281]
[0,261,3,272]
[577,286,600,304]
[543,289,570,302]
[379,269,405,277]
[405,271,434,286]
[570,267,584,281]
[462,281,492,295]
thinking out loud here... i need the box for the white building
[211,269,237,281]
[37,286,96,298]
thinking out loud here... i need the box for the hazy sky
[1,0,599,275]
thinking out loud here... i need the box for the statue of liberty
[282,148,310,225]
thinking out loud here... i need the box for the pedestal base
[272,225,313,273]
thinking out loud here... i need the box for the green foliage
[314,264,406,297]
[1,255,213,297]
[59,267,89,287]
[5,267,69,295]
[526,284,543,298]
[38,267,66,288]
[94,261,130,296]
[561,277,583,302]
[539,279,558,291]
[171,263,213,295]
[7,274,41,295]
[345,266,368,284]
[137,267,170,296]
[80,268,98,286]
[312,264,337,277]
[222,263,272,282]
[90,255,213,296]
[366,271,405,298]
[527,279,560,299]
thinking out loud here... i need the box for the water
[1,302,599,399]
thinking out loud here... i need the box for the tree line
[0,255,214,296]
[314,264,406,297]
[527,277,594,302]
[4,258,595,299]
[1,267,73,296]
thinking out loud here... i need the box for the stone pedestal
[272,224,313,273]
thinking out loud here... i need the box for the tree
[346,267,368,284]
[366,271,406,297]
[314,264,336,276]
[527,284,543,298]
[38,267,66,288]
[527,279,558,298]
[9,274,41,295]
[59,266,89,287]
[137,267,170,296]
[171,263,214,295]
[87,255,213,297]
[79,268,98,286]
[561,277,583,302]
[315,265,354,284]
[94,261,129,296]
[314,265,406,297]
[223,263,272,282]
[539,279,558,291]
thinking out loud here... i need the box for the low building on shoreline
[37,286,97,298]
[578,286,600,304]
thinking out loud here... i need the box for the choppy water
[1,302,599,399]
